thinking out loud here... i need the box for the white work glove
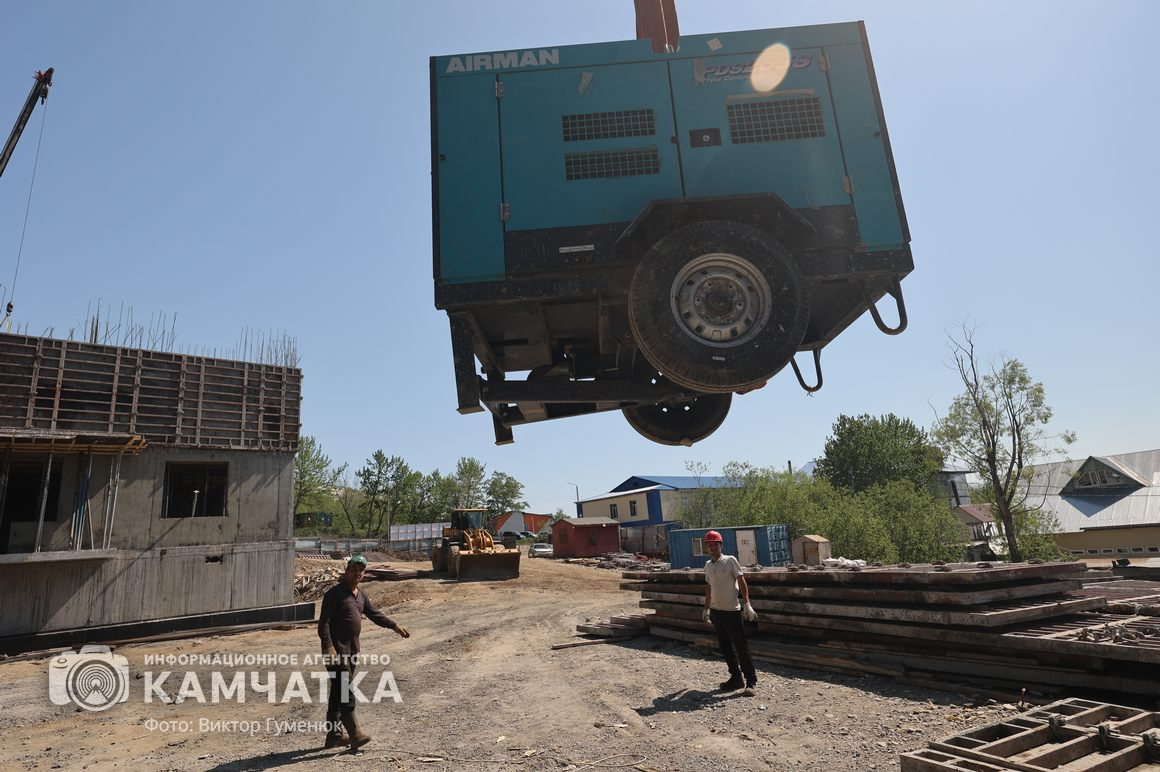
[701,608,711,624]
[742,603,758,622]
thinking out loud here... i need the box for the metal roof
[610,475,739,492]
[558,517,619,526]
[1026,449,1160,533]
[579,485,665,503]
[955,504,994,524]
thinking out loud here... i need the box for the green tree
[968,484,1071,562]
[453,457,487,508]
[411,470,460,523]
[333,477,364,536]
[292,435,347,514]
[814,414,944,493]
[812,489,897,563]
[484,471,527,529]
[860,481,967,563]
[932,327,1075,562]
[677,462,969,563]
[679,460,826,537]
[355,451,413,538]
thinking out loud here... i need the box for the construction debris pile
[902,697,1160,770]
[294,557,344,601]
[293,557,424,601]
[562,552,670,571]
[621,561,1160,703]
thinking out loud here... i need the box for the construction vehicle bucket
[453,550,520,581]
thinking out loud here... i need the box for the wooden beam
[551,636,632,650]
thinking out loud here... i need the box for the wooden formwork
[0,333,300,451]
[624,561,1081,586]
[622,578,1085,606]
[902,698,1160,771]
[625,562,1160,703]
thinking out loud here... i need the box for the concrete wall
[0,446,294,638]
[0,541,293,636]
[7,447,292,552]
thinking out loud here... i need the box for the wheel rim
[670,252,773,347]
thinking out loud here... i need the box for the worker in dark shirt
[318,554,410,749]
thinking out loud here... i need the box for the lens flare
[750,43,791,93]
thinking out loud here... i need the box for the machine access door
[498,62,683,235]
[668,48,850,209]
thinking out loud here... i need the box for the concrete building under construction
[0,332,308,651]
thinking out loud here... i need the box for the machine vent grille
[726,97,825,144]
[564,146,660,181]
[562,109,656,142]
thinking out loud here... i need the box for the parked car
[528,543,553,558]
[518,531,536,540]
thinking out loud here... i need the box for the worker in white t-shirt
[701,530,758,695]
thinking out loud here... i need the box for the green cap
[347,554,367,568]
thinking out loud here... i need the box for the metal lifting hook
[790,349,823,393]
[860,277,908,335]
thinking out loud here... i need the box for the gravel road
[0,555,1021,771]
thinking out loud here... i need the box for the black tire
[623,388,732,446]
[448,545,460,579]
[628,220,809,393]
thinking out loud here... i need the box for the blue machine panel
[823,42,906,249]
[498,62,684,232]
[435,73,505,283]
[668,48,850,208]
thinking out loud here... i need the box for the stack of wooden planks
[622,562,1160,702]
[901,697,1160,770]
[575,613,651,638]
[363,565,422,581]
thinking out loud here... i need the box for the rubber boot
[323,711,348,748]
[340,711,371,750]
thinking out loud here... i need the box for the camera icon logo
[48,645,129,712]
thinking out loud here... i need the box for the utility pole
[566,482,580,516]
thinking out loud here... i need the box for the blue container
[668,525,791,569]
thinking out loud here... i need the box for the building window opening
[609,503,619,519]
[1,455,63,552]
[692,537,704,557]
[629,500,637,518]
[165,463,228,517]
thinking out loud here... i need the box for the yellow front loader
[431,509,520,581]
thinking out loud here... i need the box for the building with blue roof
[577,475,740,524]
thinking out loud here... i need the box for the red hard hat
[705,530,723,543]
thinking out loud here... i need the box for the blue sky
[2,1,1156,515]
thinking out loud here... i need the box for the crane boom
[0,68,53,180]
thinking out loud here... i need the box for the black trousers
[710,609,755,684]
[326,655,357,718]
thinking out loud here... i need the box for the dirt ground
[0,555,1022,771]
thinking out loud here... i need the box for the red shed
[551,517,620,558]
